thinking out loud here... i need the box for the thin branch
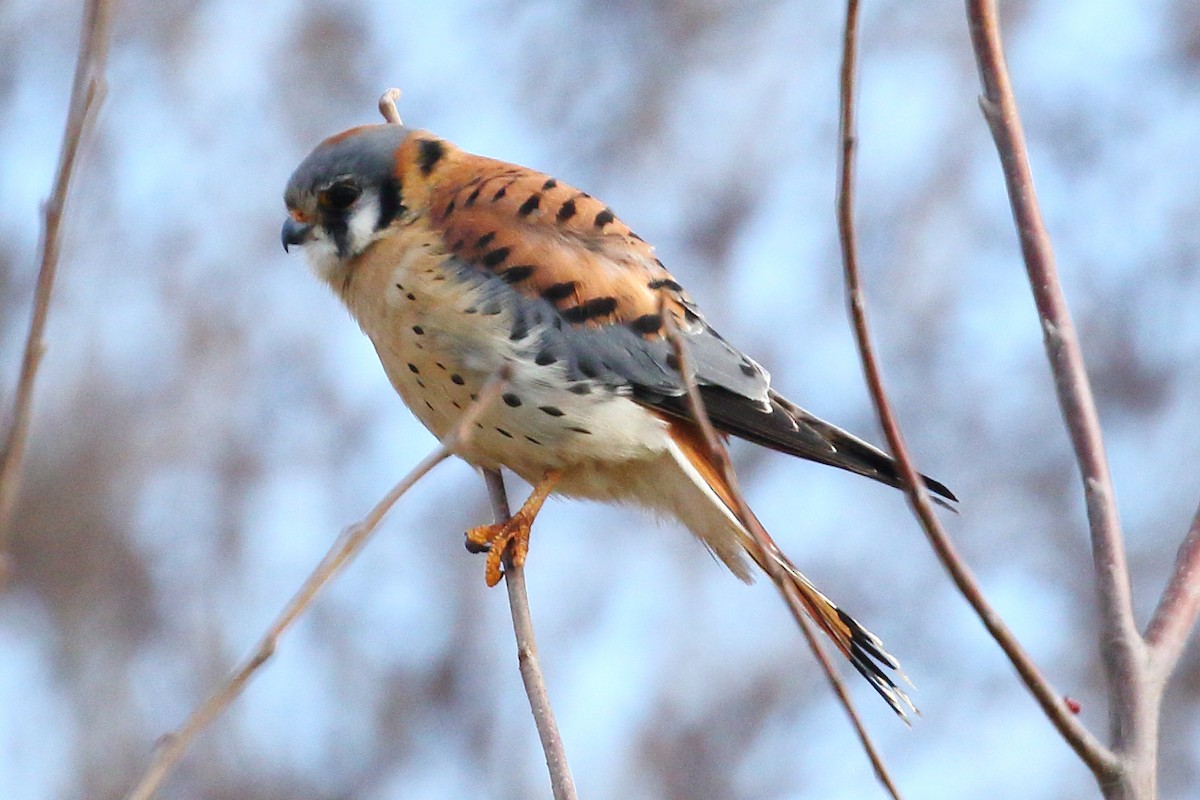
[1145,503,1200,677]
[964,0,1142,769]
[0,0,113,574]
[661,307,903,800]
[482,469,578,800]
[836,0,1119,779]
[122,370,510,800]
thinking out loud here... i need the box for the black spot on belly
[451,374,465,385]
[567,426,593,435]
[568,383,592,395]
[503,393,522,407]
[408,363,420,374]
[412,325,424,335]
[406,292,416,301]
[524,435,542,445]
[538,405,565,417]
[496,428,514,438]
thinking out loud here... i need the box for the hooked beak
[281,217,313,252]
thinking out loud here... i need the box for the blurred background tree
[2,1,1198,798]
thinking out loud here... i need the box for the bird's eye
[322,182,361,210]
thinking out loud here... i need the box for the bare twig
[482,469,578,800]
[0,0,113,574]
[123,371,510,800]
[964,0,1140,783]
[661,306,903,800]
[378,88,404,125]
[1145,503,1200,681]
[836,0,1119,780]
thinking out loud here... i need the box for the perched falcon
[282,122,955,716]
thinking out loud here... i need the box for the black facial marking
[518,194,541,216]
[417,139,446,175]
[541,178,557,191]
[502,393,522,408]
[541,281,577,302]
[376,177,403,230]
[539,405,565,417]
[556,199,577,223]
[561,296,618,324]
[476,232,496,249]
[481,247,512,268]
[647,278,683,292]
[594,208,615,228]
[501,265,535,284]
[451,374,465,385]
[630,313,663,335]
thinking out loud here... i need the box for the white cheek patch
[303,193,386,286]
[345,193,382,255]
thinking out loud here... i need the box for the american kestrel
[282,123,955,715]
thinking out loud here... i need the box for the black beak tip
[281,218,312,253]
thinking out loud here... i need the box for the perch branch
[837,0,1117,778]
[122,369,510,800]
[483,469,578,800]
[0,0,113,574]
[662,305,903,800]
[1145,502,1200,678]
[965,0,1141,774]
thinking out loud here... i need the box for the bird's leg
[466,469,561,587]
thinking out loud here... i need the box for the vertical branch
[836,0,1118,780]
[482,468,578,800]
[965,0,1146,771]
[661,309,904,800]
[0,0,114,568]
[1145,504,1200,678]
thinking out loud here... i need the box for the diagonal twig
[0,0,114,575]
[482,469,578,800]
[661,305,903,800]
[122,369,510,800]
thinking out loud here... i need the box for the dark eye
[322,182,361,210]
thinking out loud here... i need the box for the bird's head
[282,123,423,281]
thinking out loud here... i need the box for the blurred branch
[122,370,510,800]
[661,305,903,800]
[836,0,1119,781]
[0,0,113,578]
[1145,503,1200,685]
[482,469,578,800]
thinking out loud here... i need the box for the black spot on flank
[416,379,425,388]
[525,435,542,445]
[476,232,496,249]
[452,401,462,409]
[412,325,424,335]
[510,317,529,341]
[534,349,557,366]
[665,353,681,371]
[424,400,434,410]
[406,293,416,301]
[451,374,465,385]
[396,283,405,291]
[481,302,503,316]
[376,177,403,230]
[417,139,445,175]
[568,383,592,395]
[496,428,514,438]
[436,362,445,370]
[567,426,593,435]
[539,405,565,417]
[501,265,535,284]
[518,194,541,216]
[492,185,509,201]
[464,306,477,314]
[470,393,478,400]
[465,187,482,207]
[541,281,577,302]
[482,247,512,268]
[561,296,618,324]
[444,199,456,216]
[542,178,558,191]
[740,362,759,377]
[556,199,577,223]
[408,363,420,374]
[647,278,683,292]
[503,393,522,407]
[594,208,615,228]
[577,359,602,379]
[630,313,663,335]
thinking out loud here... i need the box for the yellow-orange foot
[464,469,560,587]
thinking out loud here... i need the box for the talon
[465,469,561,587]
